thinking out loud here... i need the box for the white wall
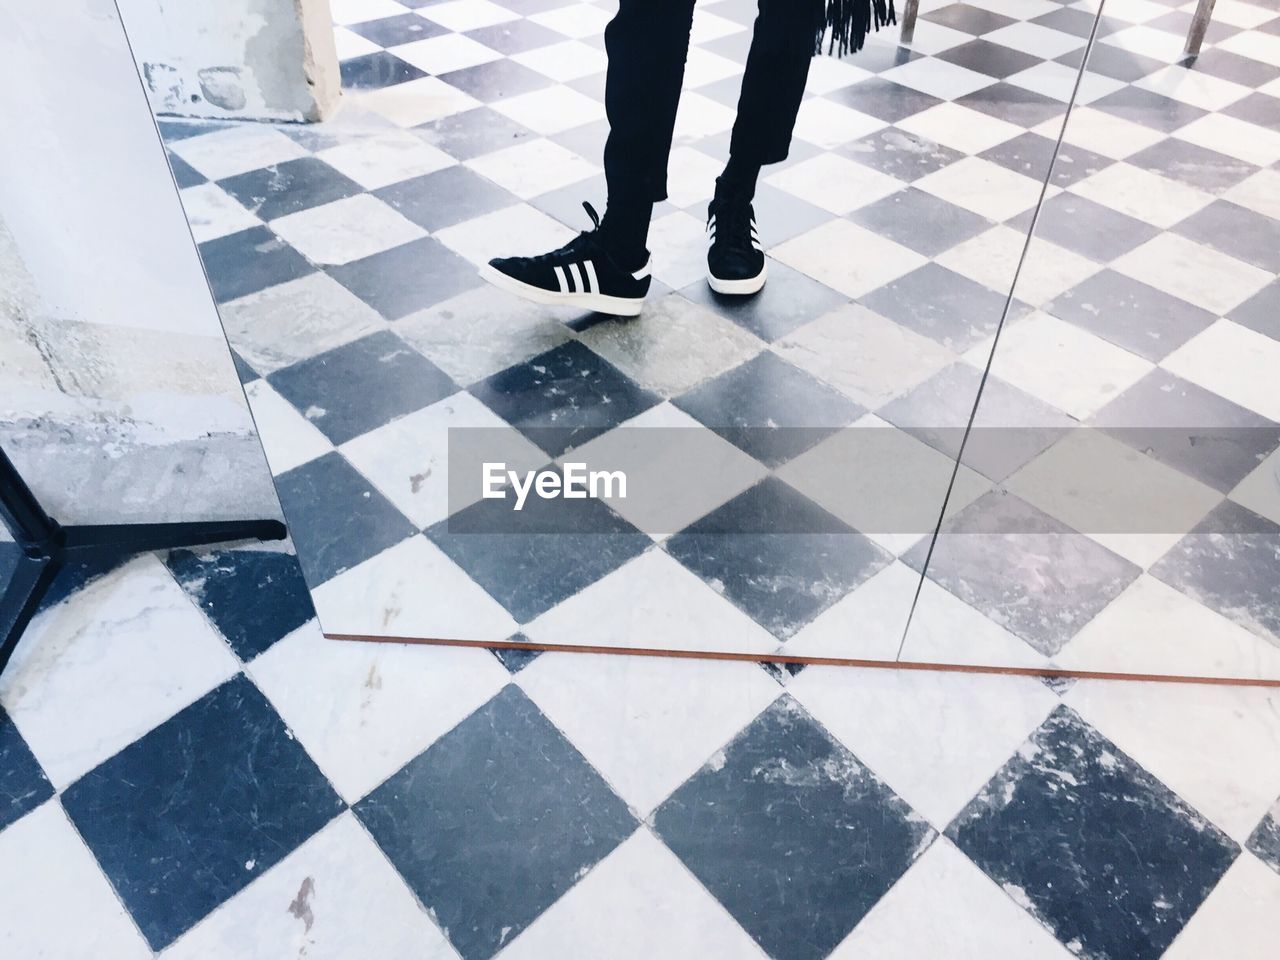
[0,0,281,525]
[116,0,341,122]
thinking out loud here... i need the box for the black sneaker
[706,197,766,295]
[480,202,651,316]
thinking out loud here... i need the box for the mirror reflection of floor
[2,550,1280,957]
[162,0,1280,679]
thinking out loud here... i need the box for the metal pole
[900,0,920,45]
[1184,0,1217,57]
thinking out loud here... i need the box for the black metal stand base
[1,447,286,676]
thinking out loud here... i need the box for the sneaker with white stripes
[706,197,766,296]
[480,202,651,317]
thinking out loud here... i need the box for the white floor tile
[249,621,510,801]
[916,157,1046,222]
[577,297,764,399]
[766,151,904,214]
[218,273,388,374]
[1064,679,1280,841]
[1224,168,1280,221]
[986,22,1088,59]
[492,84,607,135]
[1174,112,1280,168]
[244,379,335,475]
[974,313,1152,420]
[179,183,262,242]
[1057,574,1280,680]
[0,802,152,959]
[310,535,520,642]
[772,220,927,298]
[316,132,456,190]
[340,392,547,529]
[778,417,990,556]
[433,202,573,266]
[832,839,1075,959]
[523,548,780,654]
[465,138,600,198]
[898,102,1024,154]
[1067,162,1214,228]
[529,2,614,39]
[880,58,999,100]
[1162,319,1280,421]
[1162,853,1280,960]
[168,127,309,181]
[1230,447,1280,527]
[1049,105,1168,160]
[895,577,1051,669]
[269,194,426,265]
[1114,233,1271,316]
[330,0,409,25]
[1135,65,1252,111]
[419,0,519,31]
[648,210,710,289]
[518,652,780,815]
[362,76,483,128]
[161,813,456,959]
[497,830,768,959]
[1005,431,1221,567]
[0,555,239,788]
[1217,30,1280,67]
[1007,61,1124,104]
[775,303,956,409]
[792,99,887,150]
[792,667,1058,828]
[395,284,574,386]
[565,404,768,538]
[393,32,503,75]
[785,562,918,662]
[511,39,608,82]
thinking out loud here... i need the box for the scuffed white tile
[1064,679,1280,841]
[0,555,239,788]
[161,813,457,959]
[792,666,1058,828]
[250,620,510,801]
[310,535,519,642]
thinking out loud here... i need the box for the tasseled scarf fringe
[813,0,897,57]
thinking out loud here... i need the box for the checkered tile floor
[162,0,1280,678]
[4,546,1280,957]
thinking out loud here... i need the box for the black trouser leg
[602,0,698,204]
[730,0,816,166]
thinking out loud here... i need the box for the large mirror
[128,0,1098,662]
[900,0,1280,681]
[1,0,282,676]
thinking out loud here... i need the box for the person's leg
[719,0,815,202]
[705,0,815,294]
[482,0,696,314]
[599,0,698,268]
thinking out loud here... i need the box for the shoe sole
[479,263,645,317]
[707,261,767,296]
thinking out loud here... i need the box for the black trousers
[602,0,815,203]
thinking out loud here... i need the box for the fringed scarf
[813,0,897,57]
